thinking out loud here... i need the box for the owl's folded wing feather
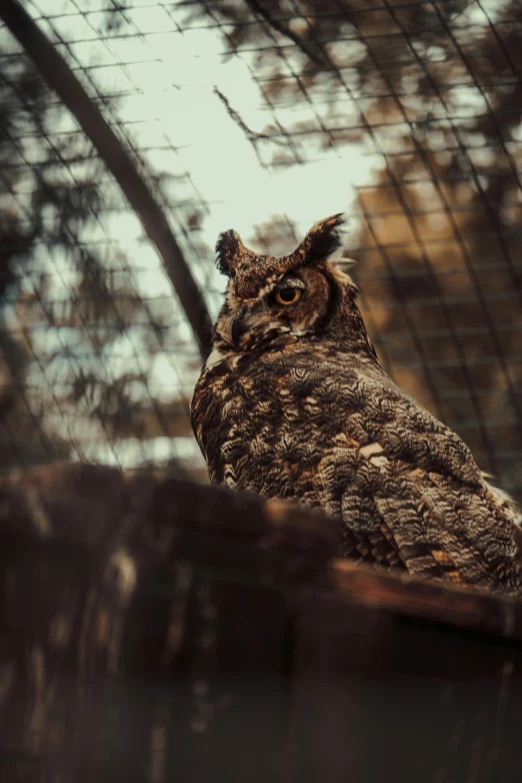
[339,371,522,593]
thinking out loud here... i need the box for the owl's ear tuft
[301,213,346,264]
[215,229,243,276]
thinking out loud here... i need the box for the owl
[191,214,522,595]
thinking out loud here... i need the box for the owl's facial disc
[218,266,332,351]
[269,267,331,335]
[212,214,353,353]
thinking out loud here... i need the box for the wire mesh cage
[0,0,521,501]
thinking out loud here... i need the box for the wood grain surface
[1,463,521,782]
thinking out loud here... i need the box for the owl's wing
[341,455,522,592]
[339,369,522,593]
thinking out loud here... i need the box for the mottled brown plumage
[191,214,522,595]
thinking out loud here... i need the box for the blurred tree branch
[0,0,212,360]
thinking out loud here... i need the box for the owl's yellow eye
[274,287,303,306]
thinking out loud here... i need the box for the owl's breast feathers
[191,341,522,595]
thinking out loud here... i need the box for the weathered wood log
[1,463,522,782]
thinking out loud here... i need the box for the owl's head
[212,214,367,354]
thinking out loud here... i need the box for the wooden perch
[1,463,522,782]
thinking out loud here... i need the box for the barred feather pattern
[192,215,522,595]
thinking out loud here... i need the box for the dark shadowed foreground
[1,464,522,783]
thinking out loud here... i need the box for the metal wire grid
[0,0,521,498]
